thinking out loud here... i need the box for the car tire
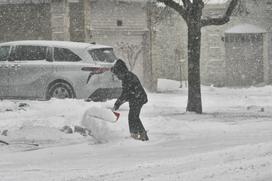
[47,82,75,99]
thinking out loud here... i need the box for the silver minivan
[0,40,121,101]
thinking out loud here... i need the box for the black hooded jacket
[111,59,148,109]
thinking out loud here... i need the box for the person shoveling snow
[80,59,148,142]
[111,59,149,141]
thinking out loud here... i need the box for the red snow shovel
[112,111,120,122]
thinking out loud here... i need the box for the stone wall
[89,0,153,89]
[69,0,91,42]
[0,0,72,42]
[50,0,70,40]
[0,3,51,42]
[69,1,85,42]
[89,0,147,31]
[150,6,187,84]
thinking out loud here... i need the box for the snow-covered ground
[1,79,272,181]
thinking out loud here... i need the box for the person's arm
[114,81,129,110]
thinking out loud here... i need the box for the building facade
[151,0,272,87]
[201,0,272,86]
[88,0,152,89]
[0,0,272,90]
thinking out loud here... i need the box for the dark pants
[128,102,146,134]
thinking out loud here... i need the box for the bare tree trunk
[186,21,202,114]
[156,0,238,114]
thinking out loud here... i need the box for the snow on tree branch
[200,0,239,27]
[182,0,192,9]
[157,0,188,21]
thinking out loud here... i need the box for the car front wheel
[47,82,75,99]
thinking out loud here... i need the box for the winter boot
[139,131,149,141]
[130,131,149,141]
[130,133,140,140]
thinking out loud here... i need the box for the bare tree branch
[157,0,188,21]
[200,0,239,27]
[182,0,192,10]
[192,0,205,12]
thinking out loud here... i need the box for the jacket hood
[111,59,129,76]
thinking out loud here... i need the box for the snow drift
[81,106,120,143]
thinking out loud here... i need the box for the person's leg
[128,102,144,133]
[128,102,148,141]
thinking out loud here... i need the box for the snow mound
[81,106,119,143]
[82,106,117,123]
[157,79,182,92]
[8,126,66,141]
[1,126,81,145]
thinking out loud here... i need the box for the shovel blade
[113,111,120,120]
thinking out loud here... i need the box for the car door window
[14,45,47,61]
[54,47,81,62]
[89,48,117,63]
[0,46,10,61]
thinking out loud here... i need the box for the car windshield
[88,48,117,63]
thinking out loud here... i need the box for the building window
[14,46,47,61]
[117,20,123,27]
[208,34,222,61]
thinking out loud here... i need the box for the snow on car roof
[0,40,112,49]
